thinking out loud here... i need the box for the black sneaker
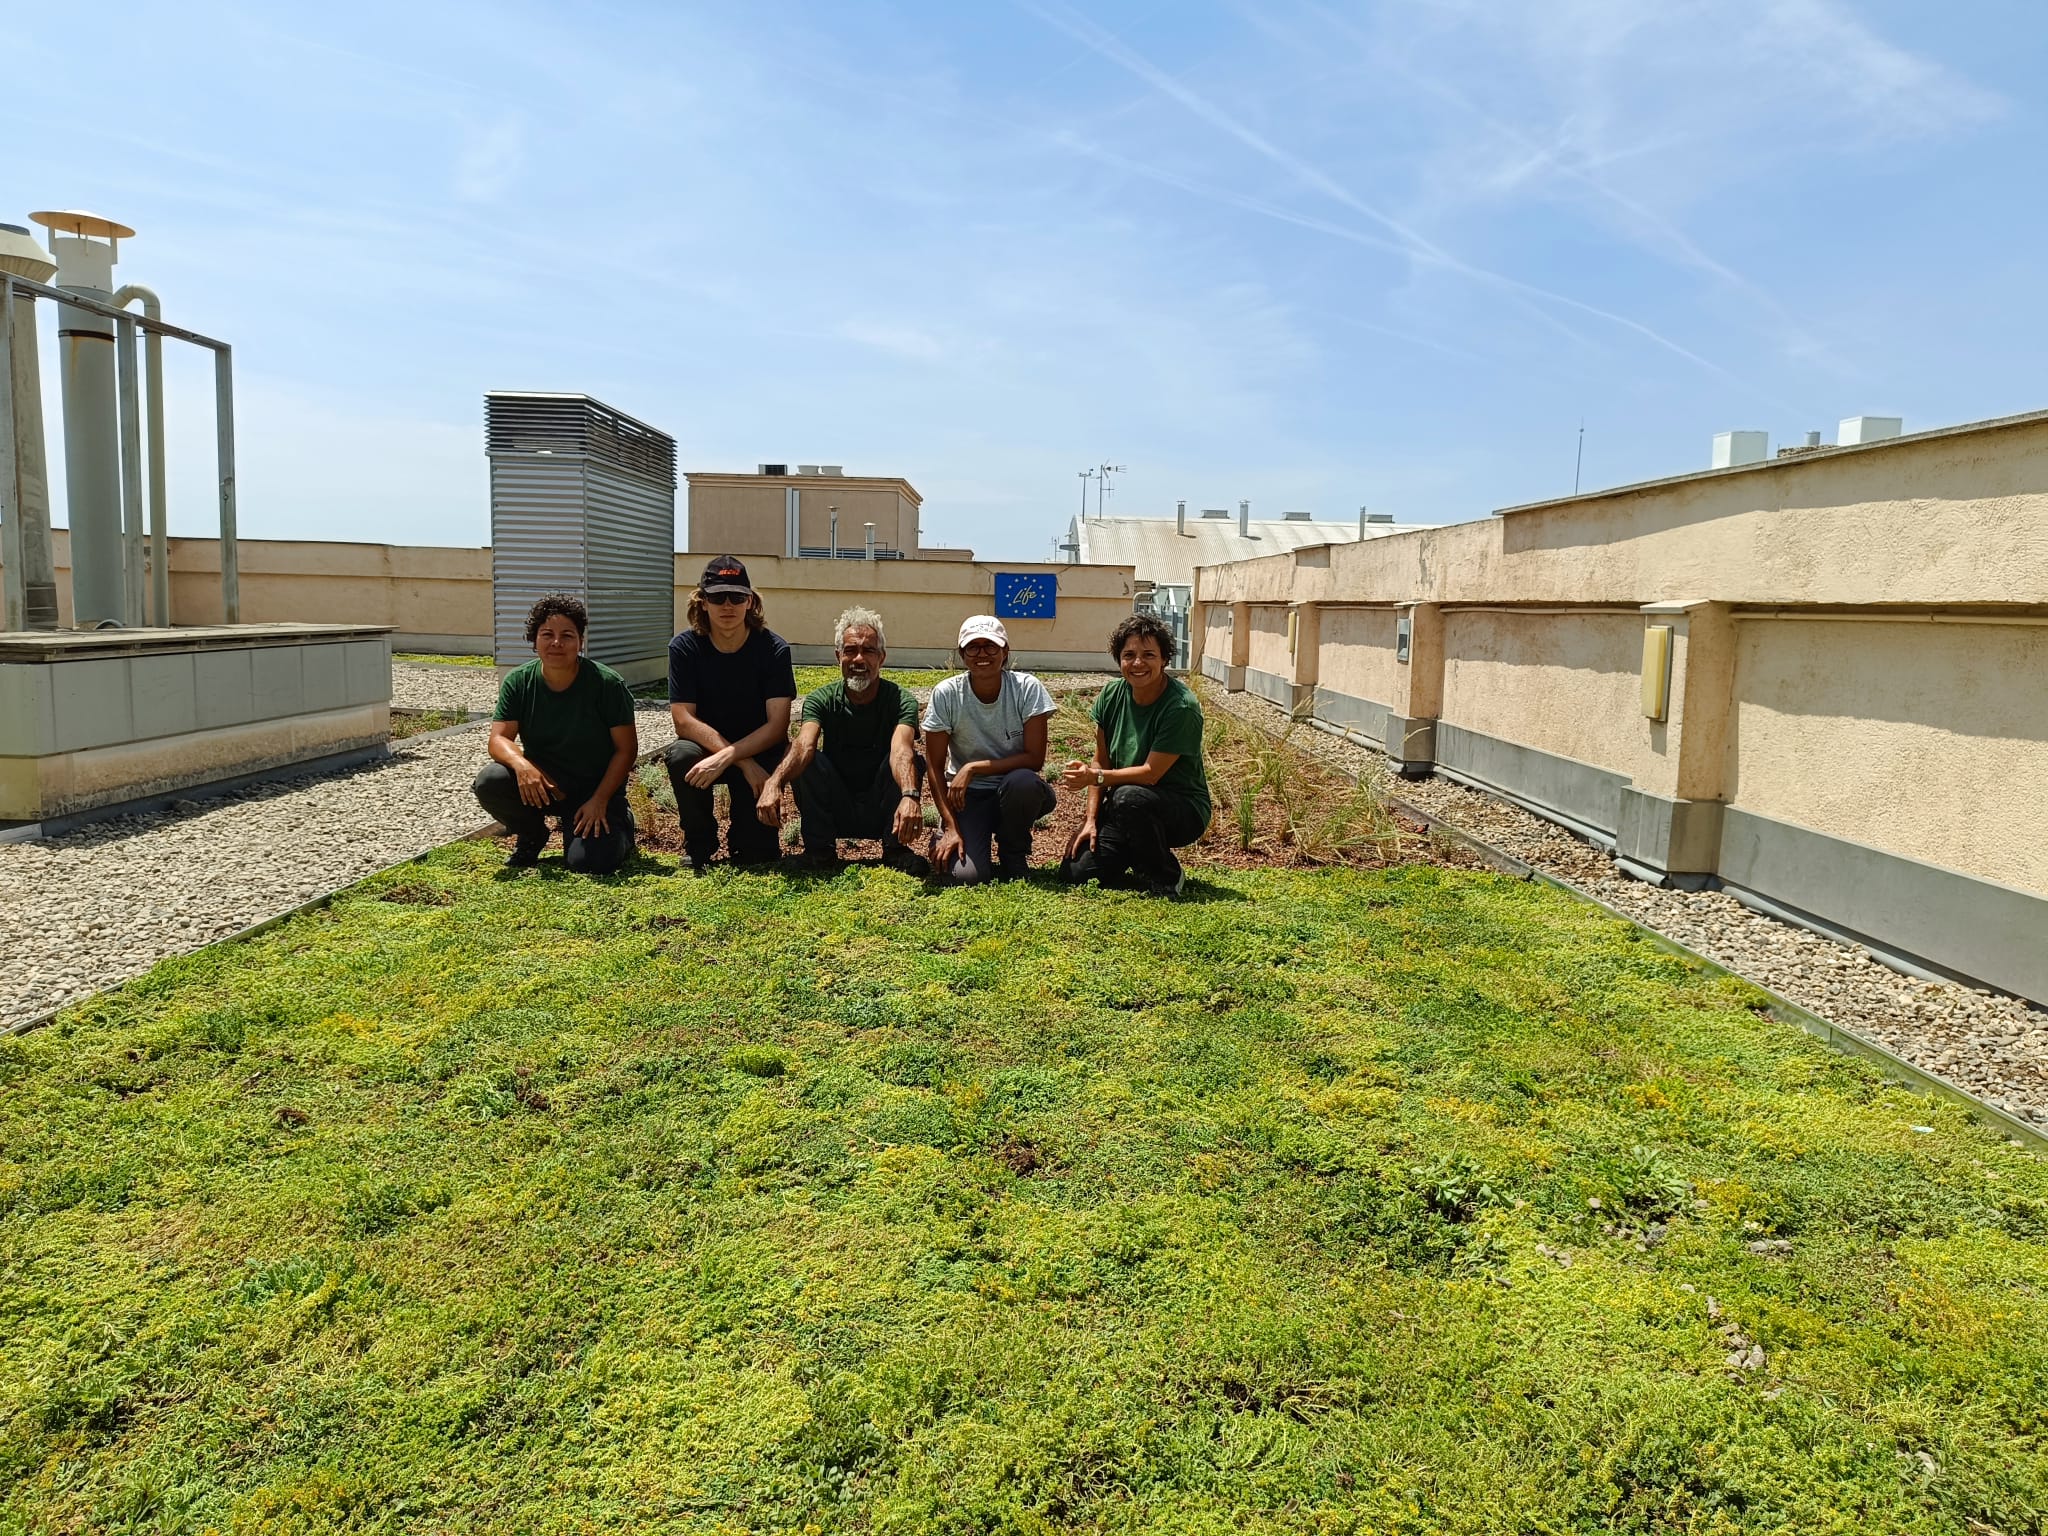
[797,846,843,872]
[1146,868,1186,899]
[506,838,546,869]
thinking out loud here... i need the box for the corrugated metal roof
[1071,516,1407,589]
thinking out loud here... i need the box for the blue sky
[11,0,2045,562]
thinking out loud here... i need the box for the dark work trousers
[664,738,787,866]
[794,753,925,856]
[1059,783,1208,891]
[472,762,636,874]
[940,768,1056,884]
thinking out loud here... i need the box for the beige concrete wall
[1727,616,2048,896]
[1318,607,1402,705]
[7,534,1130,663]
[1195,409,2048,611]
[26,531,492,642]
[685,474,922,558]
[1246,605,1292,679]
[1439,609,1656,782]
[693,554,1133,661]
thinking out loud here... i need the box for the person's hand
[891,793,922,845]
[1066,819,1097,860]
[756,780,784,828]
[932,828,963,871]
[1057,759,1097,793]
[946,764,979,811]
[514,759,558,809]
[684,745,734,789]
[572,795,610,838]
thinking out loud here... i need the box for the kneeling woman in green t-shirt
[473,593,640,873]
[1057,614,1212,897]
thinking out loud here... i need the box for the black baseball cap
[700,556,753,596]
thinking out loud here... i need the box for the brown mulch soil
[494,682,1478,877]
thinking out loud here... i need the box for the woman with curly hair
[1057,613,1210,897]
[473,592,639,872]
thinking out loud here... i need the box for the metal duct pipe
[32,211,133,626]
[864,521,876,561]
[1176,499,1186,536]
[113,285,168,625]
[829,504,839,558]
[0,226,60,630]
[1359,505,1367,540]
[1238,499,1249,539]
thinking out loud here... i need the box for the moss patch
[2,850,2043,1533]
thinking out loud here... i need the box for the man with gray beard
[757,606,929,874]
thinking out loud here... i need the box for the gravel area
[391,659,503,714]
[0,687,674,1034]
[1205,685,2048,1132]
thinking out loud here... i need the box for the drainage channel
[1386,792,2046,1155]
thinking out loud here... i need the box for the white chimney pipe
[1238,499,1249,539]
[864,521,875,561]
[1176,499,1186,535]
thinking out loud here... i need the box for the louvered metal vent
[486,391,676,487]
[485,392,677,685]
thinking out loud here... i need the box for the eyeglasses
[703,592,750,607]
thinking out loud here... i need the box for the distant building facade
[686,466,973,562]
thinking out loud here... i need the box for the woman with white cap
[921,615,1058,882]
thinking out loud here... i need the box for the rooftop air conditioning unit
[1838,415,1903,446]
[487,392,676,685]
[796,464,823,475]
[1200,508,1232,519]
[818,464,844,476]
[1366,512,1394,524]
[1282,511,1312,521]
[758,463,788,476]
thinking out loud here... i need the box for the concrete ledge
[1614,786,1724,888]
[0,741,395,842]
[1433,722,1628,846]
[1243,666,1293,710]
[0,703,390,821]
[1201,654,1230,684]
[1719,807,2048,1009]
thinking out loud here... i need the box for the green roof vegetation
[2,850,2044,1532]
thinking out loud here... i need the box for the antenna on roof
[1573,419,1585,495]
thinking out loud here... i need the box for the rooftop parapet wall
[1188,406,2048,1009]
[1194,408,2048,609]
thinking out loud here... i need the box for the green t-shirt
[1091,676,1211,823]
[802,678,918,786]
[494,657,635,789]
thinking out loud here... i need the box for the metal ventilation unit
[486,392,677,684]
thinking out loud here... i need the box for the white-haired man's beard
[844,668,876,697]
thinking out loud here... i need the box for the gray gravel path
[0,668,673,1033]
[1205,685,2048,1131]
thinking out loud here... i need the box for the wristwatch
[1093,768,1105,788]
[900,788,920,801]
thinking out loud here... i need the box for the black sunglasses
[703,592,750,606]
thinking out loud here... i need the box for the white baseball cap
[958,614,1009,648]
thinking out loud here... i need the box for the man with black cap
[664,555,798,869]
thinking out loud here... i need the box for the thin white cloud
[837,320,948,363]
[452,112,525,204]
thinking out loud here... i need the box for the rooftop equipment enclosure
[486,392,676,685]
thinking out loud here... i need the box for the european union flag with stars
[994,572,1057,619]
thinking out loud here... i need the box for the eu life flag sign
[994,573,1057,619]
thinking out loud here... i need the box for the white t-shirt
[921,670,1057,785]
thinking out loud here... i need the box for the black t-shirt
[667,626,797,744]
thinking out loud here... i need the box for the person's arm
[888,722,922,844]
[948,712,1052,805]
[1060,746,1180,792]
[675,698,793,790]
[1066,725,1110,857]
[758,718,822,826]
[488,720,558,808]
[574,721,640,837]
